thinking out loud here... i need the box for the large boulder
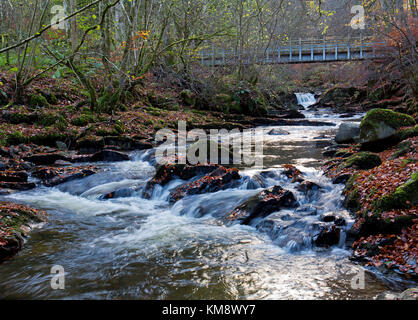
[335,122,360,144]
[223,186,298,225]
[359,109,415,150]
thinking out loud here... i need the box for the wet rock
[268,128,290,136]
[245,175,266,189]
[102,136,153,151]
[313,225,341,247]
[0,232,23,262]
[56,141,68,151]
[223,186,298,225]
[282,110,305,119]
[24,152,69,165]
[334,149,353,158]
[332,174,351,185]
[169,167,241,202]
[323,149,337,158]
[320,213,346,226]
[143,164,220,199]
[102,187,137,199]
[21,162,34,171]
[0,202,47,263]
[282,164,304,183]
[0,161,7,171]
[335,122,360,144]
[297,181,322,194]
[32,166,98,187]
[54,160,73,166]
[90,150,129,162]
[0,171,28,183]
[0,182,36,191]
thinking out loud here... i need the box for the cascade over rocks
[143,163,221,199]
[169,167,241,202]
[32,166,98,187]
[223,185,298,225]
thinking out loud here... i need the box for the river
[0,95,412,299]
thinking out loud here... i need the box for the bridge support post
[323,37,326,61]
[212,43,215,67]
[299,38,302,61]
[360,35,363,59]
[335,44,338,60]
[289,38,292,62]
[347,44,350,60]
[311,42,314,61]
[278,46,281,62]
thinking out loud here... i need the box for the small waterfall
[295,93,317,109]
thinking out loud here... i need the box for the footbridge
[198,36,385,66]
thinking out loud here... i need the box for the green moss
[180,89,196,107]
[395,124,418,142]
[345,174,360,192]
[374,172,418,212]
[113,120,125,134]
[71,114,95,126]
[29,94,49,108]
[344,188,361,212]
[55,115,68,132]
[391,140,413,159]
[6,131,26,145]
[28,133,69,147]
[360,108,415,131]
[344,152,382,170]
[8,113,31,124]
[37,113,58,126]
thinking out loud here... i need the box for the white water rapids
[0,105,410,299]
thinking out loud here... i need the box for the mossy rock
[71,114,95,127]
[37,113,58,126]
[179,89,196,107]
[360,108,415,144]
[359,213,416,236]
[319,86,358,107]
[395,124,418,142]
[214,93,233,104]
[334,149,353,158]
[391,140,414,159]
[344,152,382,170]
[373,172,418,212]
[344,188,361,212]
[29,94,49,108]
[6,131,26,145]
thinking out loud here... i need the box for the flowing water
[0,96,413,299]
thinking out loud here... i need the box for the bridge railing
[197,36,386,66]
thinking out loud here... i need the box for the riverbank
[323,109,417,279]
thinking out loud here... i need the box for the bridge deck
[198,37,385,66]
